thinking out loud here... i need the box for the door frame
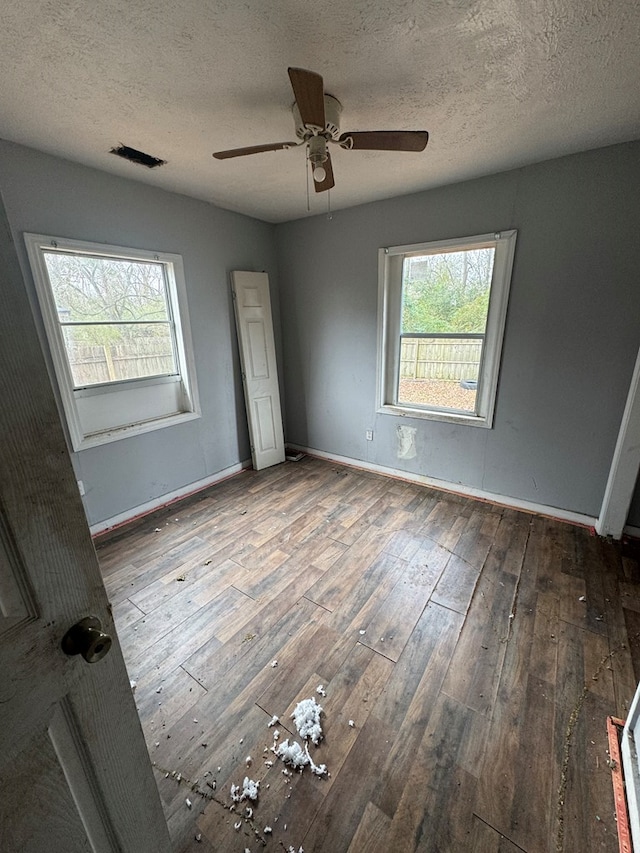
[596,344,640,539]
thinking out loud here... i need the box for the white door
[0,202,171,852]
[231,271,285,470]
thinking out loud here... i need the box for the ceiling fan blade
[288,67,326,130]
[313,151,335,193]
[339,130,429,151]
[213,141,298,160]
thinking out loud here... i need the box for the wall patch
[397,425,417,459]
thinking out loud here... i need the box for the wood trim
[607,716,633,853]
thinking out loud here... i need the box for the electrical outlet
[77,480,85,496]
[365,430,374,441]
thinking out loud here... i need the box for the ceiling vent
[110,144,166,168]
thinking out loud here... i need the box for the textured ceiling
[1,0,639,223]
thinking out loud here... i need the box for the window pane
[43,253,170,323]
[62,323,176,387]
[398,248,495,412]
[398,337,482,411]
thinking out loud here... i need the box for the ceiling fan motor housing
[293,94,342,141]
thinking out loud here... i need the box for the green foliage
[44,252,170,347]
[401,248,494,334]
[450,290,490,332]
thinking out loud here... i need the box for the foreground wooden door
[231,270,285,470]
[0,203,171,852]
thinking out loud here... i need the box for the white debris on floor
[316,684,326,697]
[275,739,308,771]
[230,776,260,804]
[304,743,327,777]
[267,696,329,778]
[268,715,279,726]
[292,697,323,744]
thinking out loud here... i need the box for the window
[25,234,199,450]
[377,231,516,428]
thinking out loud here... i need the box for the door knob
[61,617,112,663]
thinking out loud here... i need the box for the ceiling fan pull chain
[327,188,333,221]
[306,154,311,211]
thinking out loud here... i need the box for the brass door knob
[61,616,112,663]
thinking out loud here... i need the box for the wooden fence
[400,337,482,382]
[68,340,175,386]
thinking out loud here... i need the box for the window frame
[376,230,517,428]
[25,233,200,451]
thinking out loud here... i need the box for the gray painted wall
[275,142,640,523]
[2,138,640,529]
[0,140,280,527]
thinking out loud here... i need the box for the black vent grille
[110,145,166,168]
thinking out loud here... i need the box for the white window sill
[75,410,200,451]
[377,403,491,428]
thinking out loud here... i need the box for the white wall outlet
[77,480,85,496]
[366,430,374,441]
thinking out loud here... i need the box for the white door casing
[596,342,640,539]
[231,271,285,471]
[622,681,640,850]
[0,200,171,852]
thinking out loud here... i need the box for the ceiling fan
[213,67,429,193]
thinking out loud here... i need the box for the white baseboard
[90,459,252,536]
[91,446,618,539]
[288,444,598,530]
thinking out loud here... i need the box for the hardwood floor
[96,456,640,853]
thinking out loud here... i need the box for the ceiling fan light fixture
[212,67,430,196]
[308,134,328,183]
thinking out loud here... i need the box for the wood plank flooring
[96,456,640,853]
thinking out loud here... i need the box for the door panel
[0,196,170,851]
[231,270,285,470]
[6,726,93,853]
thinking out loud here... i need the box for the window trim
[24,234,200,451]
[376,230,517,428]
